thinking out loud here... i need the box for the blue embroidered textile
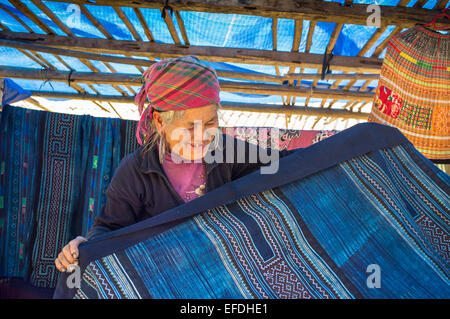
[0,104,139,287]
[54,122,450,299]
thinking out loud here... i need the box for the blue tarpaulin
[1,78,31,105]
[1,0,445,106]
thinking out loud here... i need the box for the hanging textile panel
[54,123,450,299]
[368,25,449,161]
[0,105,139,287]
[0,106,41,279]
[27,112,139,288]
[221,127,338,150]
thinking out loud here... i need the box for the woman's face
[156,104,219,161]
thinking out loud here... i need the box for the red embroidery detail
[375,85,403,118]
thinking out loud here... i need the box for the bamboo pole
[161,8,182,45]
[0,30,383,73]
[0,66,374,101]
[0,39,382,84]
[28,91,370,120]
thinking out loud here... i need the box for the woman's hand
[54,236,87,272]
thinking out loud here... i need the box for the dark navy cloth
[54,122,413,299]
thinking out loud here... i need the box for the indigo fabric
[0,105,328,290]
[0,105,41,280]
[0,105,139,288]
[54,122,450,299]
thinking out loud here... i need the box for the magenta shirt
[160,148,207,203]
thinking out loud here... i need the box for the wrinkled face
[155,104,219,161]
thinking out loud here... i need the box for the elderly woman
[54,55,294,272]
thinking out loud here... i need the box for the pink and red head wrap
[134,55,221,145]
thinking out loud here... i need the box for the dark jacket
[85,133,295,240]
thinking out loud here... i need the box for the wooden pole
[28,91,370,120]
[0,66,375,101]
[0,31,383,73]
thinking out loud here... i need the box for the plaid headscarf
[134,55,221,145]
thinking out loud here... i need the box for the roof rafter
[3,1,108,99]
[161,8,182,45]
[0,30,383,73]
[41,0,448,29]
[6,0,129,98]
[174,10,189,45]
[286,19,303,106]
[0,65,375,103]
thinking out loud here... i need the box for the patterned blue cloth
[0,104,139,287]
[0,104,340,291]
[54,122,450,299]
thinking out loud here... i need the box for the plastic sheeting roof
[0,0,447,129]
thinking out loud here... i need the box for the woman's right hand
[54,236,87,272]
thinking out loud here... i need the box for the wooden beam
[397,0,411,6]
[79,4,113,39]
[111,6,147,72]
[161,8,181,45]
[272,18,277,51]
[0,39,290,83]
[0,13,102,102]
[358,26,388,57]
[107,101,122,119]
[307,22,343,106]
[285,73,379,81]
[41,0,448,29]
[0,3,34,33]
[29,0,74,36]
[28,91,370,120]
[0,39,153,66]
[286,19,303,106]
[372,26,401,57]
[343,78,357,90]
[306,20,316,53]
[114,6,142,41]
[0,4,99,96]
[327,23,343,55]
[414,0,428,7]
[358,79,373,92]
[174,10,189,46]
[133,7,155,42]
[326,19,376,106]
[272,18,286,105]
[435,0,449,10]
[8,0,54,34]
[0,66,375,101]
[0,19,54,69]
[0,30,383,73]
[74,58,128,96]
[78,4,145,74]
[3,1,122,99]
[21,50,54,69]
[25,97,50,111]
[221,102,370,120]
[292,20,303,53]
